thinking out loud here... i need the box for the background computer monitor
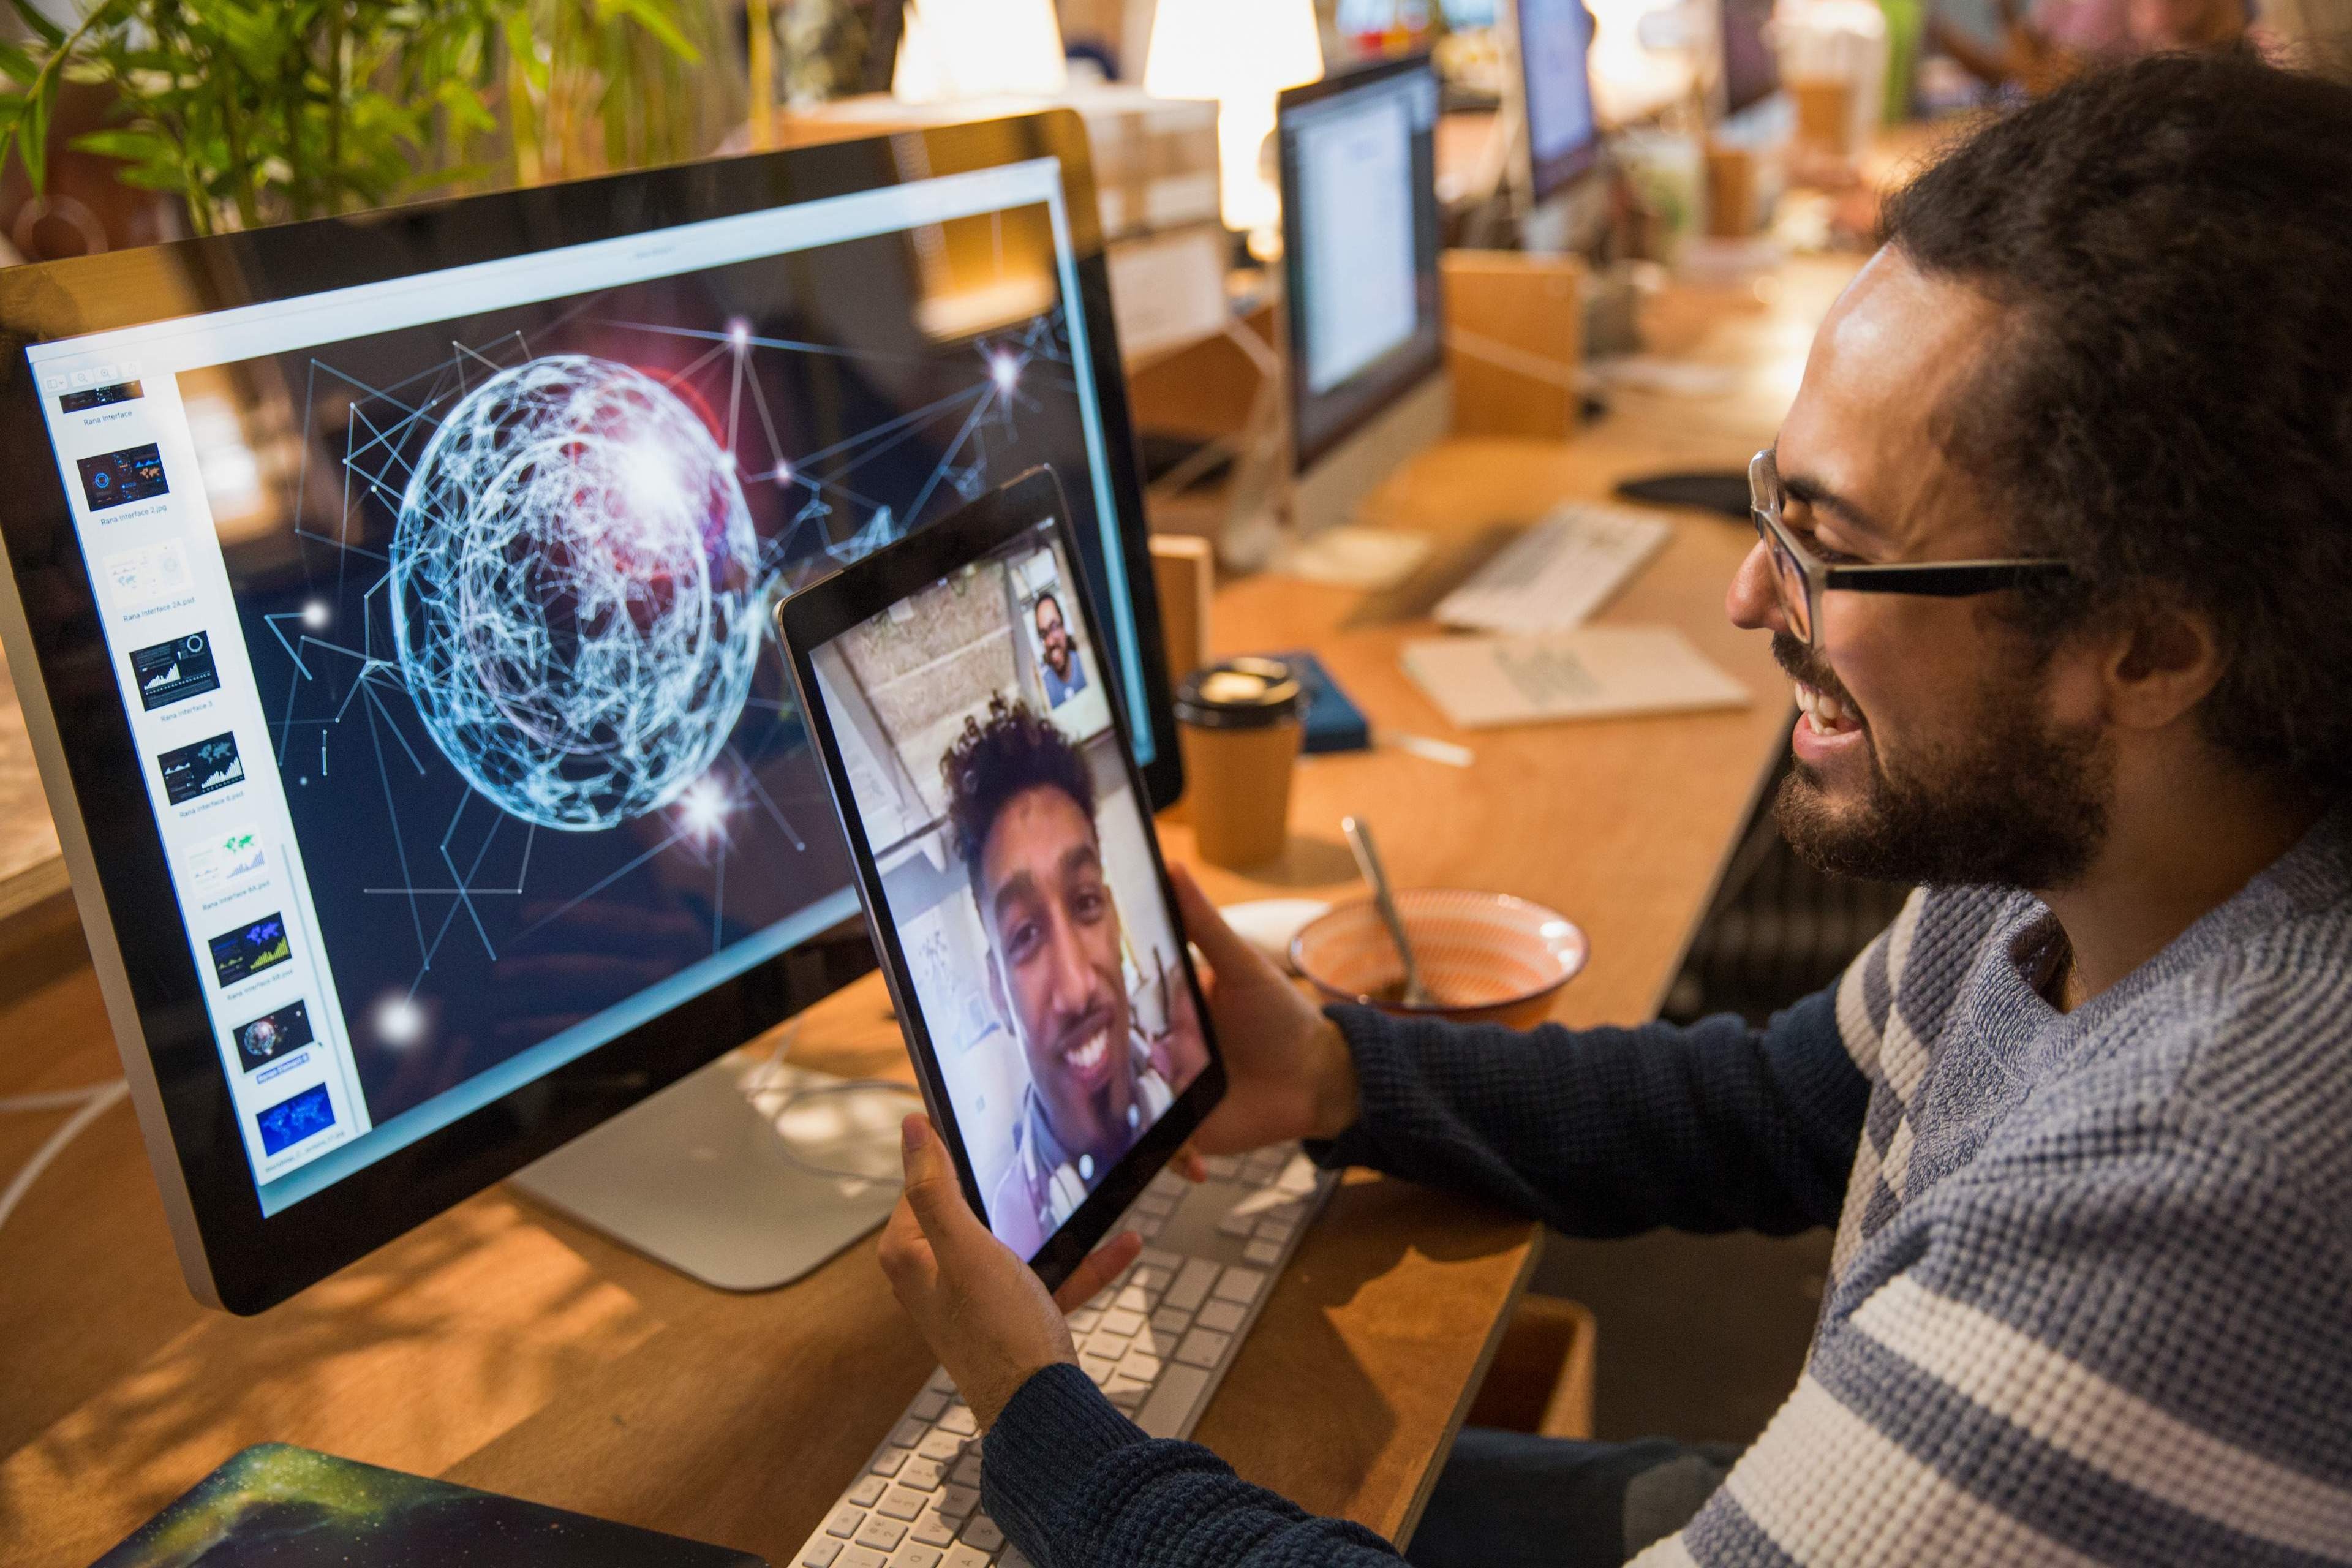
[1721,0,1782,117]
[1511,0,1601,203]
[1277,56,1450,537]
[0,113,1180,1313]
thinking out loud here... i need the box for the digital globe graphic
[390,355,766,832]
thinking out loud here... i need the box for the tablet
[778,467,1223,1289]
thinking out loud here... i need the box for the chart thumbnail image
[77,443,168,511]
[254,1084,335,1155]
[208,912,292,989]
[130,632,221,711]
[158,733,245,805]
[233,999,315,1072]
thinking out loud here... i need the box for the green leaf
[0,39,36,85]
[72,125,175,162]
[7,0,66,50]
[16,82,48,192]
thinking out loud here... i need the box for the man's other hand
[1169,864,1360,1175]
[878,1112,1141,1429]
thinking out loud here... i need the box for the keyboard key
[873,1447,914,1477]
[1081,1352,1120,1385]
[857,1518,908,1551]
[1139,1247,1182,1271]
[1151,1306,1193,1335]
[1213,1267,1265,1305]
[941,1484,980,1520]
[962,1516,1005,1552]
[1099,1308,1145,1337]
[893,1547,944,1568]
[1254,1218,1297,1244]
[1003,1548,1034,1568]
[1134,1213,1164,1238]
[911,1512,959,1548]
[1135,1191,1175,1218]
[804,1539,845,1567]
[849,1477,888,1507]
[951,1455,983,1488]
[1131,1266,1170,1292]
[1165,1257,1220,1313]
[900,1458,945,1491]
[1204,1155,1239,1178]
[1068,1306,1101,1333]
[938,1404,978,1437]
[1121,1351,1164,1381]
[1174,1327,1231,1370]
[892,1419,931,1450]
[1148,1170,1188,1198]
[927,1368,959,1393]
[944,1547,992,1568]
[1243,1240,1282,1265]
[1128,1325,1168,1357]
[1114,1283,1157,1314]
[911,1390,951,1421]
[1196,1299,1246,1334]
[917,1430,966,1462]
[843,1547,890,1568]
[1134,1363,1212,1439]
[1106,1378,1148,1411]
[1276,1155,1319,1194]
[1216,1211,1256,1238]
[878,1487,928,1522]
[826,1507,866,1539]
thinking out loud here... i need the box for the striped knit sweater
[980,810,2352,1566]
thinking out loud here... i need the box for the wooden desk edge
[1390,1228,1545,1547]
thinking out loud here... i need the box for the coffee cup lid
[1175,657,1303,730]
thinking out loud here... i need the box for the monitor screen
[806,512,1210,1259]
[1278,59,1446,475]
[1722,0,1781,116]
[15,154,1159,1220]
[1515,0,1600,201]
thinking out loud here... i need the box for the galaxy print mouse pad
[92,1444,769,1567]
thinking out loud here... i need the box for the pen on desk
[1374,728,1474,768]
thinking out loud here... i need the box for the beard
[1771,632,2113,891]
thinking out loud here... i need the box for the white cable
[0,1079,129,1236]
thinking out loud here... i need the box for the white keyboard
[1433,502,1671,635]
[794,1145,1338,1568]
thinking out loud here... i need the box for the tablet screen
[804,514,1211,1257]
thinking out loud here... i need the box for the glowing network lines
[391,355,765,832]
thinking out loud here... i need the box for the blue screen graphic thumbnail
[255,1084,337,1155]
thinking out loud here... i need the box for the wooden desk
[0,266,1838,1566]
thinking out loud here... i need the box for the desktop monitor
[1721,0,1782,117]
[1276,56,1450,538]
[0,113,1183,1313]
[1510,0,1600,203]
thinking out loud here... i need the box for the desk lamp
[893,0,1069,104]
[1145,0,1324,240]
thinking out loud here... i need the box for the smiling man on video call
[877,54,2352,1568]
[1033,591,1088,709]
[944,696,1204,1255]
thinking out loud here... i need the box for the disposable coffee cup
[1175,657,1304,870]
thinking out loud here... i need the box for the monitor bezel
[777,465,1224,1293]
[0,113,1183,1314]
[1276,53,1449,479]
[1510,0,1602,204]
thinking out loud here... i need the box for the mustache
[1771,631,1858,710]
[1052,1000,1117,1057]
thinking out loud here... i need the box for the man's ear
[2105,598,2226,734]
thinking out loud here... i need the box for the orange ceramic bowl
[1290,889,1589,1028]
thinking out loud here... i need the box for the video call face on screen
[810,524,1208,1257]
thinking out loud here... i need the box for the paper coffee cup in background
[1175,657,1303,870]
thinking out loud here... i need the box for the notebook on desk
[1400,626,1752,730]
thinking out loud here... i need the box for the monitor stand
[508,1054,911,1292]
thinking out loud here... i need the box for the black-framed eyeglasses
[1749,449,2073,647]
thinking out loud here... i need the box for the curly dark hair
[941,694,1097,879]
[1879,50,2352,798]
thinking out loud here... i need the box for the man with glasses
[869,50,2352,1568]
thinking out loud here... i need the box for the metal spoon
[1342,815,1436,1008]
